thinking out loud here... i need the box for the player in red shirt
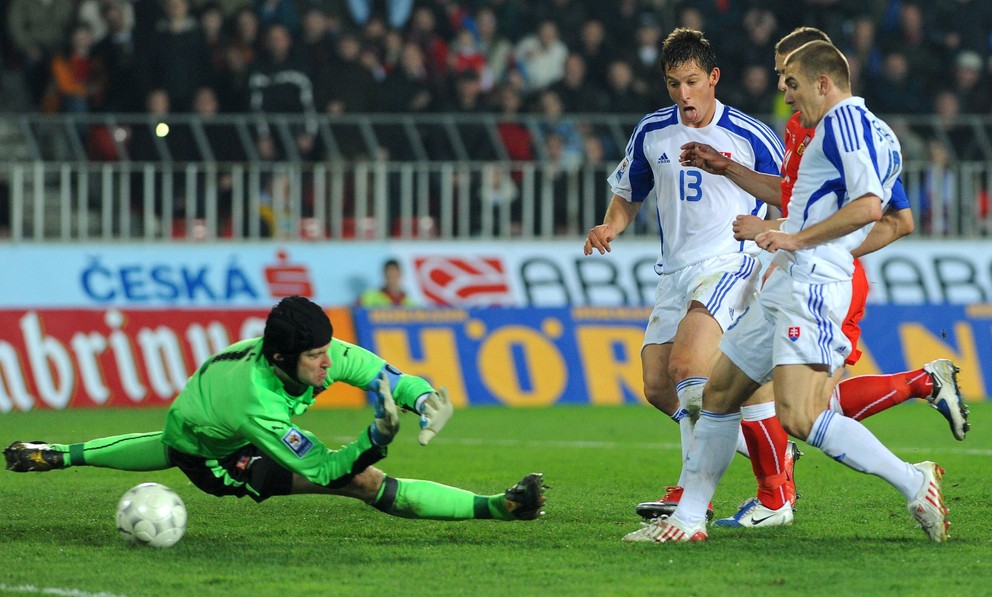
[637,27,969,528]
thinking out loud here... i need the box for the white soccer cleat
[621,516,707,543]
[923,359,970,441]
[714,497,794,528]
[907,461,950,543]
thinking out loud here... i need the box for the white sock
[671,410,741,527]
[808,410,925,500]
[674,377,707,486]
[735,427,749,458]
[676,377,707,420]
[671,408,693,488]
[827,386,843,414]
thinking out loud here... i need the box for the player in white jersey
[584,28,784,520]
[639,41,950,544]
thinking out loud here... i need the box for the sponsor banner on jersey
[1,240,990,308]
[0,307,361,412]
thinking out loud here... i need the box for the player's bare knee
[349,466,386,502]
[643,380,678,415]
[777,409,812,441]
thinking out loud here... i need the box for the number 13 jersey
[609,100,783,274]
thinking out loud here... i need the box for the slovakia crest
[788,326,801,342]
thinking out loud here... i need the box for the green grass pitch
[1,402,989,596]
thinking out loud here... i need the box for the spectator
[92,0,141,112]
[576,19,612,89]
[475,5,513,90]
[215,43,254,112]
[879,2,944,85]
[935,0,992,58]
[514,20,568,92]
[299,8,336,72]
[255,0,300,36]
[144,0,210,111]
[46,24,105,117]
[930,90,985,161]
[549,53,608,114]
[531,0,586,49]
[358,259,417,307]
[7,0,76,105]
[407,6,449,89]
[77,0,135,43]
[346,0,414,30]
[536,90,582,171]
[495,84,534,161]
[199,2,229,78]
[447,27,487,84]
[315,32,378,114]
[865,51,926,114]
[844,16,883,83]
[249,23,317,160]
[603,60,650,115]
[230,6,261,64]
[599,0,645,51]
[723,64,775,117]
[951,50,990,114]
[628,14,665,101]
[380,41,432,113]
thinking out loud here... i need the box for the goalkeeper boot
[907,461,950,542]
[635,486,713,521]
[4,441,66,472]
[504,473,547,520]
[923,359,969,441]
[714,497,794,528]
[622,515,707,543]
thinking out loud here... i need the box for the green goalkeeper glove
[417,387,453,446]
[370,372,399,446]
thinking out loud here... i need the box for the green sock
[57,432,172,471]
[372,477,511,521]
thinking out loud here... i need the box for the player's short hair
[785,40,851,91]
[775,27,832,56]
[661,28,717,74]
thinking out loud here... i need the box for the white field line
[330,435,992,456]
[0,585,126,597]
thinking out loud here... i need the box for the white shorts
[721,267,852,384]
[643,253,760,347]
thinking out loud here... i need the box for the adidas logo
[657,153,670,164]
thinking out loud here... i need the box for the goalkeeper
[4,296,546,522]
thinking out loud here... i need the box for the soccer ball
[116,482,187,548]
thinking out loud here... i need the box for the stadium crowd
[3,0,990,121]
[1,0,989,237]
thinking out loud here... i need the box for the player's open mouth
[682,106,697,119]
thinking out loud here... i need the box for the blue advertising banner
[355,305,991,406]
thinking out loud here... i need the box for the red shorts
[843,259,868,365]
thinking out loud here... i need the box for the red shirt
[779,112,816,217]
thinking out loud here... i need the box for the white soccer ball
[116,482,187,548]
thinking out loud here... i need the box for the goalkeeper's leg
[5,432,172,472]
[295,467,546,521]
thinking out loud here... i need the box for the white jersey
[609,100,783,274]
[778,97,901,283]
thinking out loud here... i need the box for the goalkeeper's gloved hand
[369,372,399,446]
[416,387,453,446]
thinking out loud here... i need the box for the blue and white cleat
[714,497,793,528]
[923,359,969,441]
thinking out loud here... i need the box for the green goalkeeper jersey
[160,337,434,487]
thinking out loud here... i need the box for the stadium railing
[1,113,990,241]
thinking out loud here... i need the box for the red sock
[837,369,931,421]
[741,417,789,510]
